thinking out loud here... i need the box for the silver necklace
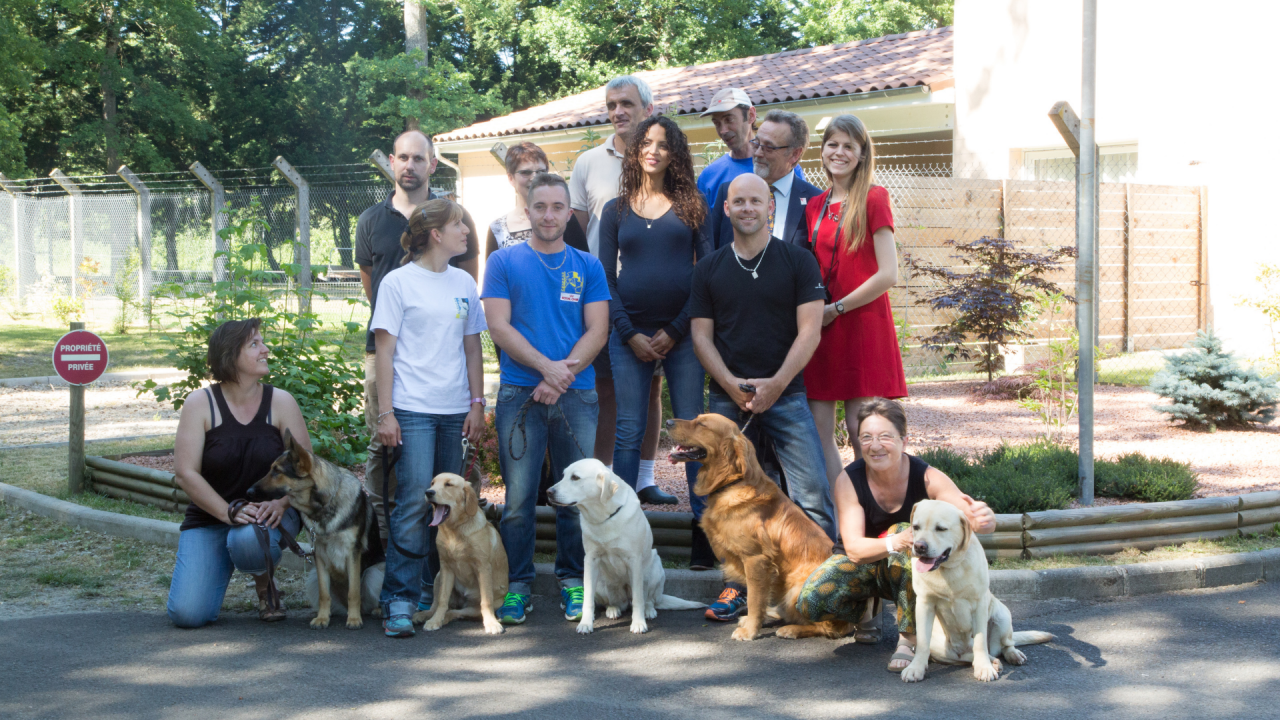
[533,246,567,271]
[732,239,769,279]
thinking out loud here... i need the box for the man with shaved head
[687,172,836,623]
[354,128,480,618]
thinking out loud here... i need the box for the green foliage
[136,200,368,465]
[1094,453,1198,503]
[798,0,953,47]
[1149,330,1279,430]
[347,50,506,139]
[111,248,142,335]
[51,297,84,326]
[1018,291,1081,442]
[904,236,1075,381]
[476,411,502,487]
[1237,262,1280,374]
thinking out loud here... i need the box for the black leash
[227,498,310,614]
[505,395,589,462]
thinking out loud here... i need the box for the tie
[768,184,779,237]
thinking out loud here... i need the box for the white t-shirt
[567,133,624,257]
[370,262,487,415]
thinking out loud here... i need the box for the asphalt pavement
[3,582,1278,719]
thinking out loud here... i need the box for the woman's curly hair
[616,115,706,229]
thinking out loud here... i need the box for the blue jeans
[609,331,704,502]
[495,384,598,596]
[379,409,467,616]
[707,391,837,540]
[167,509,302,628]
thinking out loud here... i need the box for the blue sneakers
[383,614,415,638]
[498,592,532,625]
[705,587,747,622]
[561,585,585,621]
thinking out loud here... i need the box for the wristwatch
[835,301,846,315]
[471,397,487,408]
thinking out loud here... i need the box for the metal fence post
[189,162,227,283]
[272,156,311,312]
[1077,0,1098,506]
[50,169,83,300]
[0,173,22,301]
[369,149,395,183]
[116,165,152,306]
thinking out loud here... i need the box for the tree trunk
[403,0,429,131]
[101,1,121,172]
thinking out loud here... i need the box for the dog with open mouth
[667,414,852,641]
[547,459,704,634]
[901,500,1054,682]
[414,472,508,634]
[249,429,385,629]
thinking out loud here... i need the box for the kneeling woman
[796,398,996,671]
[168,319,313,627]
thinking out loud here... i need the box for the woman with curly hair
[598,115,711,506]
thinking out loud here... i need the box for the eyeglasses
[858,433,900,446]
[749,138,793,153]
[514,169,545,178]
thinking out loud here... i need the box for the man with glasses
[696,89,805,210]
[704,110,822,251]
[689,172,836,622]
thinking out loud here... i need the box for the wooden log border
[85,455,1280,559]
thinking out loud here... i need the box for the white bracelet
[885,535,896,556]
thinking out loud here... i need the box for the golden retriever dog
[902,500,1054,682]
[249,429,384,630]
[547,459,704,635]
[667,414,851,642]
[413,472,508,635]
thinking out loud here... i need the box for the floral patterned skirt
[796,522,915,634]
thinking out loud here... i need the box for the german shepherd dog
[250,429,385,629]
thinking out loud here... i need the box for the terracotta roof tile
[436,26,952,142]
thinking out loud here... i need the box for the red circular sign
[52,330,110,385]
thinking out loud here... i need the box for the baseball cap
[700,88,753,117]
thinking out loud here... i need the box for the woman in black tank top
[166,319,315,629]
[795,398,997,673]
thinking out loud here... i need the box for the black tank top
[846,454,930,539]
[181,384,284,531]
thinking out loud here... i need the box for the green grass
[990,530,1280,571]
[0,323,178,379]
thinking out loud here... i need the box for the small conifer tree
[1150,330,1278,430]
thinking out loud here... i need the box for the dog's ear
[598,470,618,502]
[910,503,918,524]
[955,508,972,554]
[285,428,312,477]
[463,482,479,519]
[732,433,753,478]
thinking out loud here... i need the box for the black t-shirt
[688,239,825,397]
[847,454,931,539]
[354,192,480,353]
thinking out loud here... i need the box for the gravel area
[0,380,179,447]
[112,381,1280,514]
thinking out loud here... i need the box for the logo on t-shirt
[560,270,583,303]
[454,297,469,319]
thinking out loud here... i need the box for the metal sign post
[53,324,110,494]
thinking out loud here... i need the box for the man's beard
[752,160,772,178]
[532,223,565,244]
[397,173,424,192]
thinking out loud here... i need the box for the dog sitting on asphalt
[414,472,508,635]
[901,500,1054,682]
[249,429,384,629]
[547,459,704,635]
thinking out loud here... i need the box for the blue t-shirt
[696,154,806,210]
[482,242,610,390]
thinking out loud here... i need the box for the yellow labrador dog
[414,473,508,635]
[547,459,704,634]
[902,500,1054,683]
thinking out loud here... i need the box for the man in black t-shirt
[354,130,479,612]
[688,173,837,622]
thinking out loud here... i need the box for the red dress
[803,185,908,400]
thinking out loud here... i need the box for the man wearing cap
[703,108,821,252]
[696,89,806,212]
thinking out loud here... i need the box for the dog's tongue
[913,556,942,574]
[429,504,449,527]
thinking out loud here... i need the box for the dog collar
[708,478,745,496]
[604,505,624,521]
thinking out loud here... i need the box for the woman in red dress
[804,114,907,482]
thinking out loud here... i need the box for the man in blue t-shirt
[695,87,805,210]
[482,172,610,626]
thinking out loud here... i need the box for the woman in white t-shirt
[371,198,487,638]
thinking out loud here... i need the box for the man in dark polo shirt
[355,129,479,599]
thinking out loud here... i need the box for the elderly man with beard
[695,88,805,210]
[355,129,479,616]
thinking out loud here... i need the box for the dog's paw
[630,618,649,634]
[411,610,431,625]
[346,616,363,630]
[1003,647,1027,666]
[736,615,748,628]
[900,662,927,683]
[644,604,657,620]
[605,606,622,619]
[576,620,595,635]
[483,619,505,635]
[973,662,1000,682]
[731,626,758,642]
[422,618,444,632]
[775,624,802,639]
[310,615,330,630]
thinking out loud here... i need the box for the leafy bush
[1150,330,1279,430]
[136,200,369,466]
[476,410,502,486]
[903,236,1075,381]
[969,375,1035,402]
[1095,453,1198,502]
